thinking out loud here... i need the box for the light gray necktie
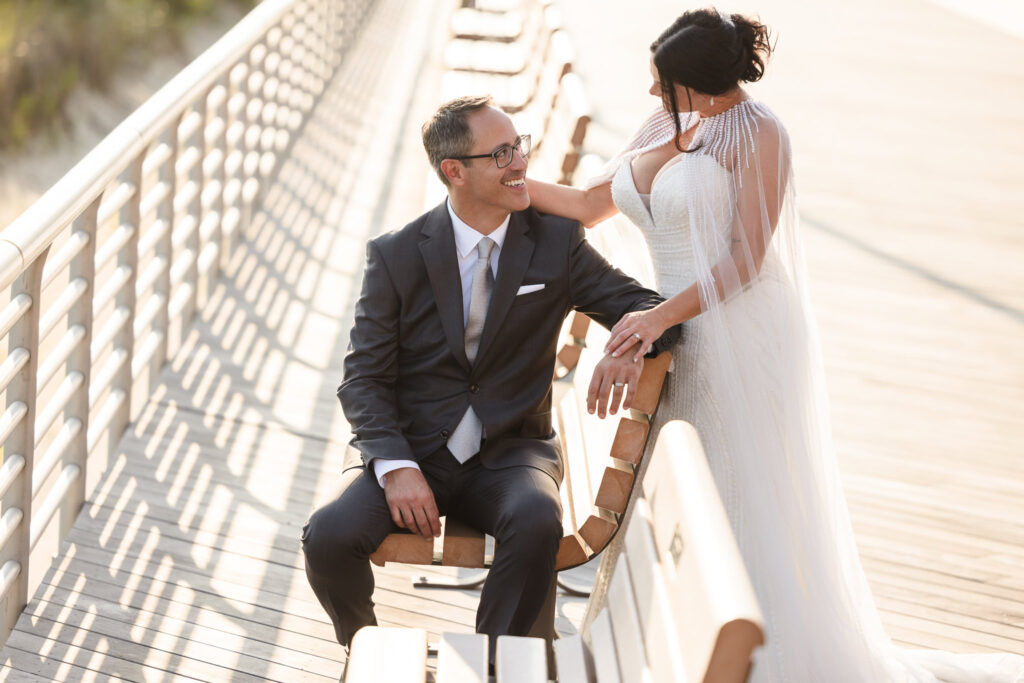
[448,237,495,463]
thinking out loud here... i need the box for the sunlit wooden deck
[0,0,1021,680]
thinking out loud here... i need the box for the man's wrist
[374,459,420,488]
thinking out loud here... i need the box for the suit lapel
[419,201,470,372]
[475,211,534,370]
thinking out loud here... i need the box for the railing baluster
[177,106,202,338]
[61,199,99,534]
[0,250,46,643]
[109,159,142,450]
[156,129,178,360]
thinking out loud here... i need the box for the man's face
[455,106,530,215]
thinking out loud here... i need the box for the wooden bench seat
[349,421,766,682]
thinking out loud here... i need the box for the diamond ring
[613,382,626,387]
[632,333,641,341]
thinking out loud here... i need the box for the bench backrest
[578,420,764,682]
[554,320,669,570]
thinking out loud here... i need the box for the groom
[301,96,681,653]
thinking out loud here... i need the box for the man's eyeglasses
[449,134,531,169]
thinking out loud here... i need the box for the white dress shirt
[373,200,510,487]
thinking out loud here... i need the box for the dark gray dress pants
[301,446,562,650]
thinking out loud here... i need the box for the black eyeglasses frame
[447,134,531,169]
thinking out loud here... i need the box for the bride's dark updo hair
[651,9,772,137]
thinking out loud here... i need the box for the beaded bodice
[610,152,734,298]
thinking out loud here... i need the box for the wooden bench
[369,319,671,577]
[449,0,551,44]
[348,420,765,682]
[525,71,590,185]
[441,4,563,112]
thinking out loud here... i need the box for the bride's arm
[526,178,618,227]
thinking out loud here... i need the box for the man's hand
[382,467,440,539]
[587,352,645,419]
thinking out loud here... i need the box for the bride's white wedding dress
[598,100,1024,682]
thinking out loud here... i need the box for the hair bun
[729,13,772,83]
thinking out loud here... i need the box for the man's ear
[440,159,465,186]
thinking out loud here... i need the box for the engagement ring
[632,333,641,341]
[613,382,626,387]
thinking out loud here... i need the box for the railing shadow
[2,0,461,679]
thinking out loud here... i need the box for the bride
[527,8,1024,682]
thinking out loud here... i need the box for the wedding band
[632,333,641,341]
[613,382,626,387]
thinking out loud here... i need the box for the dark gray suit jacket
[338,201,681,483]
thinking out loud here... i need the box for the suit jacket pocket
[510,286,559,306]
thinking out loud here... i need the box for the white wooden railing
[0,0,370,643]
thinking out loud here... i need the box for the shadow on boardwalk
[0,0,483,680]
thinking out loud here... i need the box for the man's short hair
[421,95,494,186]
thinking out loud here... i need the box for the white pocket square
[516,283,545,296]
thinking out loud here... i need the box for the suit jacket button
[469,384,479,393]
[441,430,450,439]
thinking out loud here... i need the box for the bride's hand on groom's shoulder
[607,307,671,362]
[587,352,644,419]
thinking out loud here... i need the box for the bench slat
[369,530,433,567]
[606,556,650,682]
[578,508,616,553]
[450,8,526,43]
[593,457,634,514]
[553,634,594,683]
[609,417,649,466]
[556,532,589,570]
[495,635,547,682]
[588,604,622,683]
[346,627,427,683]
[441,517,486,568]
[437,632,489,683]
[631,352,671,416]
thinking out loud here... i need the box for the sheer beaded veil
[588,101,1024,681]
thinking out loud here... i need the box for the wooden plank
[578,510,617,554]
[556,533,590,571]
[553,634,593,683]
[450,7,526,43]
[593,457,633,514]
[495,635,547,682]
[608,417,648,466]
[436,632,489,683]
[346,627,427,683]
[370,530,435,567]
[630,352,670,416]
[588,610,622,683]
[568,311,591,340]
[441,517,487,568]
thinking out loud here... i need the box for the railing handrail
[0,0,295,291]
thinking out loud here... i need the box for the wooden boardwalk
[0,0,1021,680]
